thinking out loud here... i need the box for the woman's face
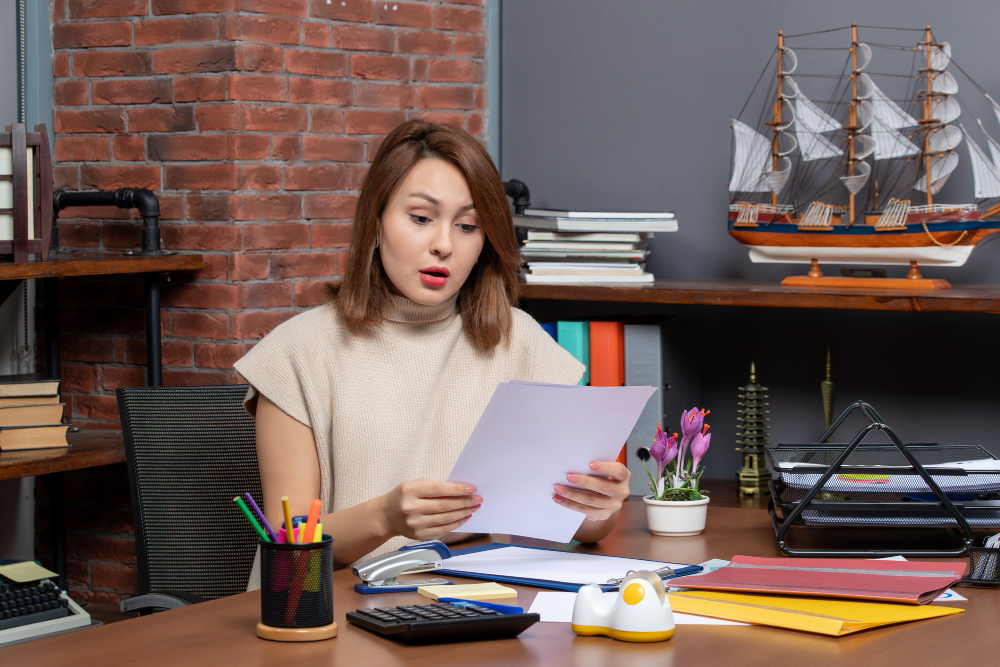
[378,157,486,306]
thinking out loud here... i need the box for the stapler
[352,540,455,594]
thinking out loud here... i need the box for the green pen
[234,496,271,541]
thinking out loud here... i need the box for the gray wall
[0,0,17,123]
[503,1,1000,478]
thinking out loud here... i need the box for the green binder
[556,321,590,385]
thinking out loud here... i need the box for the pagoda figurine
[736,362,772,495]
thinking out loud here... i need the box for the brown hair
[331,119,521,351]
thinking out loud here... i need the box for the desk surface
[0,429,125,481]
[0,249,203,281]
[4,503,995,666]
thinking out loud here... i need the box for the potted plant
[640,407,711,536]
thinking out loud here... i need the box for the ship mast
[771,30,785,209]
[921,25,935,206]
[847,23,859,223]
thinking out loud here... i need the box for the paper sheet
[528,591,746,626]
[448,381,654,542]
[0,561,58,583]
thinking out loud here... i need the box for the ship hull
[728,216,1000,267]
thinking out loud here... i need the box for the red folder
[669,555,966,604]
[589,321,624,387]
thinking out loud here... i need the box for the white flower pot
[642,495,710,536]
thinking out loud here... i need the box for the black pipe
[53,188,168,255]
[503,179,531,215]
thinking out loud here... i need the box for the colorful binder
[556,321,589,385]
[589,321,624,387]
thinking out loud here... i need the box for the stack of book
[514,208,677,284]
[0,374,68,451]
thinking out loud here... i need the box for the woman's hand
[553,461,630,543]
[378,479,483,541]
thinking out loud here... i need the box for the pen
[234,496,270,542]
[303,499,322,545]
[281,496,294,544]
[244,492,278,543]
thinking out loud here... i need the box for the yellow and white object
[571,571,675,642]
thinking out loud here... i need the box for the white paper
[528,591,747,625]
[448,381,654,542]
[439,545,690,587]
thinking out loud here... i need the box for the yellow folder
[668,590,963,637]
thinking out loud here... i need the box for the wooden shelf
[0,249,203,281]
[519,278,1000,314]
[0,429,126,481]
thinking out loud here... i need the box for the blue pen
[244,492,278,543]
[437,597,524,614]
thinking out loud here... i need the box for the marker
[234,496,270,542]
[303,499,322,545]
[244,492,278,543]
[281,496,294,544]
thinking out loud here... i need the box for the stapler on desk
[352,540,454,594]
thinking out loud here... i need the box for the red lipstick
[419,266,450,286]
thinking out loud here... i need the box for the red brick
[240,282,293,308]
[355,82,415,108]
[283,48,349,77]
[293,279,331,306]
[74,393,120,421]
[152,0,235,13]
[128,106,195,132]
[465,111,483,136]
[113,135,146,161]
[243,105,308,132]
[75,535,137,564]
[344,109,406,134]
[308,0,371,23]
[148,132,229,163]
[66,559,89,589]
[236,44,284,73]
[53,52,71,78]
[417,85,475,109]
[427,59,482,83]
[93,78,172,105]
[172,311,229,339]
[272,134,300,160]
[58,205,131,221]
[449,0,484,4]
[409,110,463,128]
[411,58,428,82]
[309,108,343,133]
[54,80,89,106]
[395,30,451,55]
[271,251,339,278]
[192,254,229,280]
[134,17,219,45]
[240,0,308,16]
[230,253,270,280]
[125,339,194,366]
[311,221,352,247]
[303,193,357,219]
[194,342,245,369]
[81,165,160,190]
[228,134,271,159]
[53,21,132,48]
[475,86,485,110]
[161,223,242,250]
[241,164,281,190]
[52,0,69,21]
[73,51,152,77]
[436,5,483,32]
[154,45,237,74]
[243,222,309,250]
[175,75,228,102]
[163,369,233,386]
[197,104,240,130]
[230,193,302,221]
[284,164,347,191]
[163,282,239,309]
[57,220,99,245]
[227,73,287,101]
[289,78,352,105]
[102,366,147,391]
[232,311,297,340]
[330,25,393,52]
[375,2,432,28]
[55,137,111,162]
[104,221,152,249]
[164,164,238,190]
[348,164,368,189]
[186,194,231,221]
[453,33,485,57]
[302,21,329,47]
[225,14,300,45]
[68,590,125,605]
[105,510,135,536]
[351,54,409,81]
[60,364,96,391]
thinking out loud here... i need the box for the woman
[235,120,630,585]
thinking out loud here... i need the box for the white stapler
[352,540,455,594]
[571,570,675,642]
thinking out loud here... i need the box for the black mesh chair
[116,385,262,614]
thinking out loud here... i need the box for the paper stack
[514,208,677,285]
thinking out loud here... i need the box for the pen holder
[958,546,1000,587]
[257,536,337,641]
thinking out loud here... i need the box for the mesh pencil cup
[257,536,337,641]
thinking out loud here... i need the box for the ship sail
[988,94,1000,130]
[789,80,842,161]
[961,124,1000,198]
[859,74,918,129]
[839,160,871,195]
[924,41,951,70]
[932,96,961,124]
[914,37,961,196]
[870,116,920,160]
[928,125,962,153]
[914,151,959,194]
[729,119,772,192]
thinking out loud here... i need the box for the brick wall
[38,0,488,604]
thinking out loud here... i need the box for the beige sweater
[234,293,584,587]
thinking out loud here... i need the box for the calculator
[346,601,540,644]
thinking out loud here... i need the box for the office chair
[116,384,262,614]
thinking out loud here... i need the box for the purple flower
[650,430,678,477]
[681,407,705,438]
[689,431,711,470]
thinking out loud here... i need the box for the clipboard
[433,542,702,592]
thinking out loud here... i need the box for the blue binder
[433,542,702,592]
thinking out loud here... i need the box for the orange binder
[588,321,624,387]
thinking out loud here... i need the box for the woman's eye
[458,223,479,233]
[410,214,431,224]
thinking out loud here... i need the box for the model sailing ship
[728,24,1000,283]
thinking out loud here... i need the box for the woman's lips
[419,267,450,286]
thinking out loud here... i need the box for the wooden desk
[5,503,995,665]
[0,429,124,481]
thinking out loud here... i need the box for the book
[0,373,60,398]
[521,272,655,284]
[624,324,665,496]
[0,423,70,451]
[556,321,589,385]
[0,394,59,407]
[526,231,648,243]
[589,322,625,387]
[0,403,66,427]
[523,208,675,220]
[514,215,678,233]
[521,241,642,251]
[527,264,644,275]
[521,249,647,261]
